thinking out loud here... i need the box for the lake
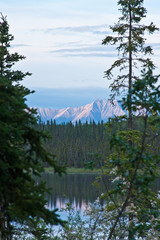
[43,172,106,211]
[43,172,160,213]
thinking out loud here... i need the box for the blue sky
[1,0,160,108]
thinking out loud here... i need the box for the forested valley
[1,0,160,238]
[36,117,160,169]
[37,120,109,168]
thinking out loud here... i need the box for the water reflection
[43,173,105,211]
[42,173,160,211]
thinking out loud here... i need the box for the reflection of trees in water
[153,178,160,192]
[43,173,106,210]
[42,173,160,211]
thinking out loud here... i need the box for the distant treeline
[36,118,160,168]
[37,120,110,168]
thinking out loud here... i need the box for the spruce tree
[102,0,158,129]
[101,1,160,238]
[0,14,64,239]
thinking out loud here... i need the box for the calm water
[43,173,106,211]
[42,172,160,212]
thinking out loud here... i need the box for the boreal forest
[1,0,160,239]
[37,117,160,169]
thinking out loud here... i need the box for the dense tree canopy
[37,120,109,168]
[0,14,64,239]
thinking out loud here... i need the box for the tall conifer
[0,14,64,239]
[102,0,158,129]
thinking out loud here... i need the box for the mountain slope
[37,99,127,124]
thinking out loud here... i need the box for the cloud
[30,24,117,58]
[49,39,160,58]
[11,43,30,48]
[150,42,160,49]
[52,46,107,53]
[32,24,110,36]
[50,44,116,58]
[60,53,116,58]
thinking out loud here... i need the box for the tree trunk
[128,3,133,131]
[0,200,7,240]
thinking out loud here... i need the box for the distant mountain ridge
[37,99,127,124]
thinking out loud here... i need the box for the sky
[1,0,160,108]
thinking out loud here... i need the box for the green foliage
[52,200,109,240]
[37,120,109,168]
[13,218,55,240]
[100,0,160,237]
[102,0,158,99]
[38,116,160,171]
[127,67,160,115]
[44,0,160,238]
[0,14,65,239]
[56,203,85,240]
[98,67,160,239]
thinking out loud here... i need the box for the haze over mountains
[37,99,127,124]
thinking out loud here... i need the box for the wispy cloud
[11,43,30,48]
[30,24,116,58]
[32,24,110,36]
[150,42,160,49]
[52,46,107,53]
[49,37,160,58]
[60,53,116,58]
[50,44,116,58]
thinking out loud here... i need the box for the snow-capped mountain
[37,99,127,124]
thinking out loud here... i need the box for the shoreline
[45,167,101,174]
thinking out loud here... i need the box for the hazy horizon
[26,87,111,109]
[2,0,160,108]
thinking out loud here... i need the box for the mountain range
[37,99,127,124]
